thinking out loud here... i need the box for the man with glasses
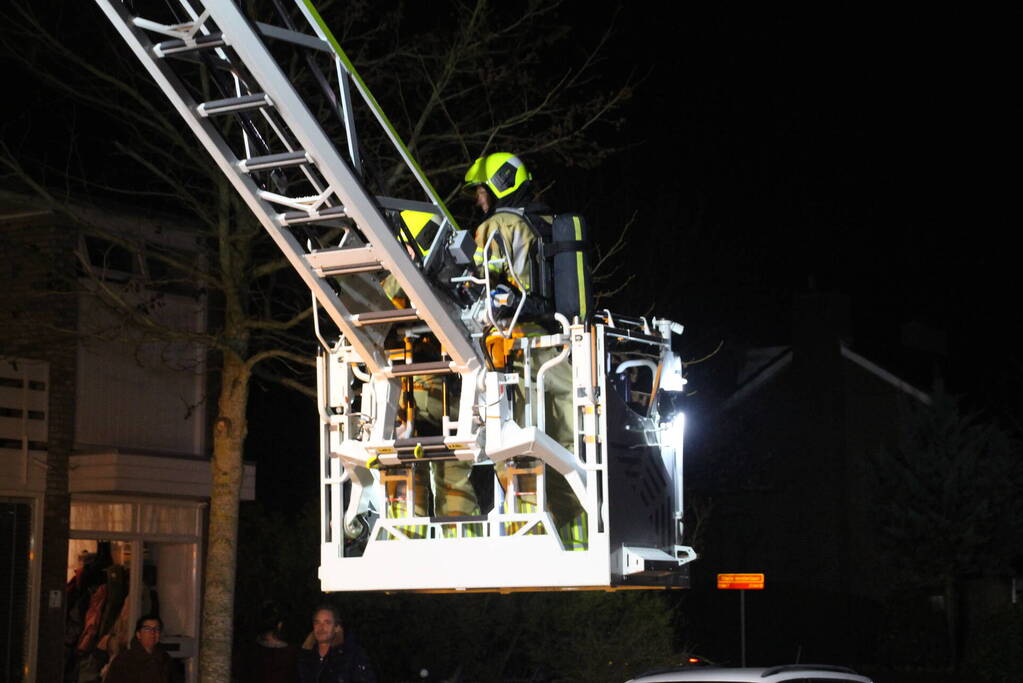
[105,615,172,683]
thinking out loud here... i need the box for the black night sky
[601,7,1017,410]
[246,5,1020,508]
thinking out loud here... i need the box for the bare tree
[1,1,633,679]
[874,389,1023,672]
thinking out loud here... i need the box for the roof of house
[723,342,931,412]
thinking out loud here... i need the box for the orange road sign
[717,573,765,590]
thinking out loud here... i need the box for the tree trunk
[198,351,250,682]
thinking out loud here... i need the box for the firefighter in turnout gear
[379,211,480,539]
[464,153,587,550]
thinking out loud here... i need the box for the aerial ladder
[93,0,697,592]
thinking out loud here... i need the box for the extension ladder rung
[386,361,453,378]
[197,93,272,117]
[306,246,382,277]
[431,514,488,524]
[507,465,544,476]
[238,150,310,173]
[280,206,348,225]
[393,436,447,451]
[153,32,226,57]
[393,452,459,463]
[351,309,419,327]
[374,451,460,466]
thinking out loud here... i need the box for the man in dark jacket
[297,605,375,683]
[105,615,172,683]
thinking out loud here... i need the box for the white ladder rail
[94,0,484,377]
[94,0,391,371]
[204,1,481,373]
[293,1,460,235]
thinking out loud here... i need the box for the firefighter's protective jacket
[474,211,537,293]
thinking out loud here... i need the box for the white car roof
[625,665,874,683]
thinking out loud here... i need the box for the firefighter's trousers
[497,344,587,550]
[386,374,480,537]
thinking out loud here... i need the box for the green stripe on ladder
[573,216,586,318]
[298,0,457,229]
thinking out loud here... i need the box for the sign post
[717,573,765,666]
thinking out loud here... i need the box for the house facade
[1,200,254,683]
[685,293,934,665]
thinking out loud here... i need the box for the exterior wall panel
[75,292,206,457]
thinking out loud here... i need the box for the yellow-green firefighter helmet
[399,209,442,257]
[463,153,531,199]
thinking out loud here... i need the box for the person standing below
[240,603,299,683]
[104,615,172,683]
[297,605,375,683]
